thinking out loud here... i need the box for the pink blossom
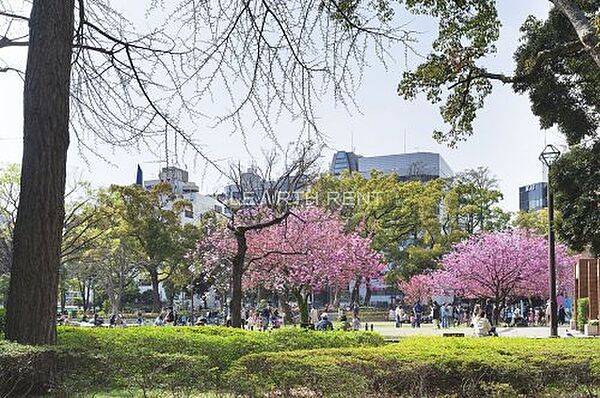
[432,229,576,301]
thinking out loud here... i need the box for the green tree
[397,0,600,147]
[450,167,509,234]
[103,183,199,313]
[0,164,19,274]
[552,142,600,256]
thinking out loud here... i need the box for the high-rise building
[330,150,453,181]
[519,182,548,212]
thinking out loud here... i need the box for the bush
[0,340,75,396]
[578,298,590,331]
[227,337,600,397]
[50,326,383,394]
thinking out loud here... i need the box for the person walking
[395,305,403,328]
[441,303,450,329]
[431,301,441,329]
[412,301,423,328]
[261,305,271,331]
[558,305,566,325]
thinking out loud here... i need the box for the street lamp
[539,144,561,338]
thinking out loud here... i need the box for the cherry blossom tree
[432,229,576,321]
[245,206,384,323]
[192,206,385,324]
[397,274,434,305]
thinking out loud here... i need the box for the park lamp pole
[539,144,561,338]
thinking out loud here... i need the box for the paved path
[366,321,585,339]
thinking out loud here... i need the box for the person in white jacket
[472,310,492,337]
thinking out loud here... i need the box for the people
[310,306,319,326]
[558,305,566,325]
[412,300,423,328]
[271,308,281,329]
[261,305,271,331]
[394,305,404,328]
[136,311,144,326]
[164,307,175,326]
[431,301,441,329]
[340,314,351,331]
[441,303,451,329]
[315,314,334,331]
[351,314,361,331]
[154,310,165,326]
[472,310,493,337]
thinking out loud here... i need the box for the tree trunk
[230,231,247,328]
[351,277,361,306]
[294,290,310,324]
[6,0,75,345]
[363,280,372,306]
[60,289,66,313]
[281,290,294,325]
[84,279,92,311]
[149,268,161,313]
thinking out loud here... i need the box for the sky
[0,1,566,212]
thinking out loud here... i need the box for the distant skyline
[0,1,566,212]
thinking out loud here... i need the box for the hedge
[1,326,383,395]
[227,337,600,397]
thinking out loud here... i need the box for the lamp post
[539,144,561,338]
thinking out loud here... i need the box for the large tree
[398,0,600,146]
[102,182,199,313]
[552,141,600,256]
[0,0,409,344]
[433,229,575,323]
[245,206,384,323]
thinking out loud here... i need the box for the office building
[519,182,548,212]
[330,151,361,175]
[330,150,453,181]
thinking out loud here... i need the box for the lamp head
[539,144,561,167]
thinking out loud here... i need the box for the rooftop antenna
[350,130,355,153]
[403,129,407,153]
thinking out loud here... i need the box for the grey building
[330,151,453,181]
[519,182,548,212]
[330,151,361,175]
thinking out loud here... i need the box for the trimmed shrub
[51,326,383,394]
[56,326,383,370]
[578,298,590,331]
[227,337,600,397]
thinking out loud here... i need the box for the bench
[443,332,465,337]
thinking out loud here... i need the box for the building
[143,166,226,224]
[330,151,361,175]
[519,182,548,212]
[330,151,453,181]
